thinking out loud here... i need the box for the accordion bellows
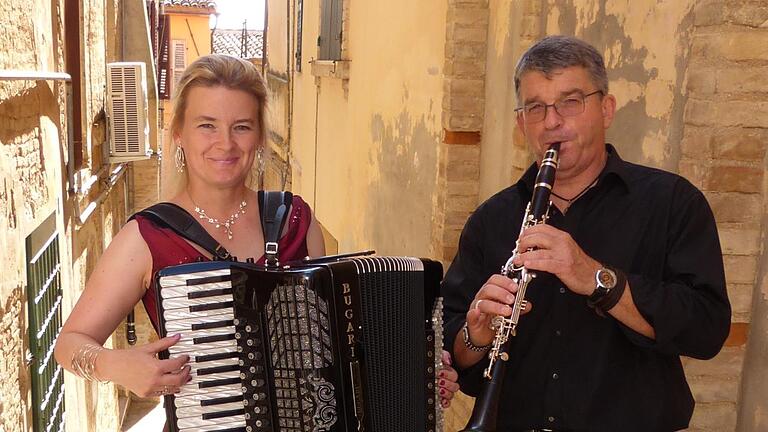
[155,256,444,432]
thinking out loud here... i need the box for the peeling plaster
[368,110,439,256]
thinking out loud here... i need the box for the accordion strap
[258,191,293,267]
[129,202,232,261]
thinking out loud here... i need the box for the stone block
[729,2,768,27]
[712,127,768,162]
[681,126,713,159]
[706,191,763,225]
[718,225,762,255]
[688,402,738,431]
[694,0,727,26]
[709,31,768,62]
[723,254,759,285]
[678,159,708,190]
[704,164,763,194]
[728,282,755,322]
[686,67,716,95]
[687,375,741,403]
[717,67,768,94]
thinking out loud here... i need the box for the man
[443,35,731,432]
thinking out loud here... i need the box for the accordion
[155,256,444,432]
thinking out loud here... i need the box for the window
[158,15,171,99]
[26,212,65,432]
[295,0,304,71]
[318,0,343,60]
[172,39,187,91]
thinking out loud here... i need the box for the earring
[175,145,186,173]
[257,146,265,176]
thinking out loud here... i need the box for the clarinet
[462,143,560,432]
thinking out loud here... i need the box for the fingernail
[503,306,512,315]
[439,379,445,386]
[440,388,445,395]
[439,371,445,378]
[172,333,182,339]
[506,294,514,303]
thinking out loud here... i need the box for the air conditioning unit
[106,62,151,162]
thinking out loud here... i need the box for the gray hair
[514,35,608,101]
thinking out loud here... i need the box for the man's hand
[513,224,602,296]
[466,275,532,347]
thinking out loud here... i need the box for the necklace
[551,178,599,213]
[192,199,247,240]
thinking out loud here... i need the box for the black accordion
[155,256,444,432]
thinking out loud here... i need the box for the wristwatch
[462,322,491,352]
[587,266,617,306]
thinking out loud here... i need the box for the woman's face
[175,85,261,190]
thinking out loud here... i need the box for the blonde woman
[55,54,458,426]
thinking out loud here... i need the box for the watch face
[597,268,617,289]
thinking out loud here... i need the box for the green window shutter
[26,212,65,432]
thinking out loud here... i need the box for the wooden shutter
[319,0,342,60]
[26,212,65,432]
[158,15,171,99]
[172,39,187,92]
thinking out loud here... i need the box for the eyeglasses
[515,90,603,124]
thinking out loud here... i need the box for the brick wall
[680,1,768,430]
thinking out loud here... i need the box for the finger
[441,399,451,408]
[144,334,182,353]
[519,257,560,274]
[441,350,452,367]
[477,284,517,306]
[439,366,458,384]
[476,297,512,317]
[439,379,460,394]
[158,365,192,387]
[517,230,557,252]
[517,249,556,267]
[485,274,517,292]
[159,354,191,373]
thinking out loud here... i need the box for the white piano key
[178,381,242,398]
[173,387,244,407]
[159,268,232,289]
[168,344,239,362]
[163,311,235,333]
[187,371,241,388]
[176,413,246,430]
[160,326,236,345]
[163,294,234,311]
[178,419,247,432]
[163,306,235,323]
[160,283,234,300]
[168,338,237,356]
[175,401,246,419]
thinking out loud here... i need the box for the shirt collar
[518,143,631,194]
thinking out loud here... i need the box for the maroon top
[135,195,312,332]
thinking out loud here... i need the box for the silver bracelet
[462,322,491,352]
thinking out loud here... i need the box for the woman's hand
[438,350,460,408]
[99,334,191,397]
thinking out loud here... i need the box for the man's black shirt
[443,145,731,432]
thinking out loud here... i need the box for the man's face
[515,66,615,182]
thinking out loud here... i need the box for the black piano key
[199,377,241,389]
[189,301,234,312]
[200,395,243,407]
[196,351,239,363]
[193,333,236,345]
[198,364,240,376]
[191,319,235,331]
[201,408,246,420]
[188,287,234,299]
[187,274,232,286]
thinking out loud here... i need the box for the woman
[54,54,459,418]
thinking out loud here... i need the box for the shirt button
[555,330,561,336]
[559,287,566,294]
[548,416,555,422]
[552,372,559,380]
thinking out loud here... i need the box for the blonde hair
[164,54,269,198]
